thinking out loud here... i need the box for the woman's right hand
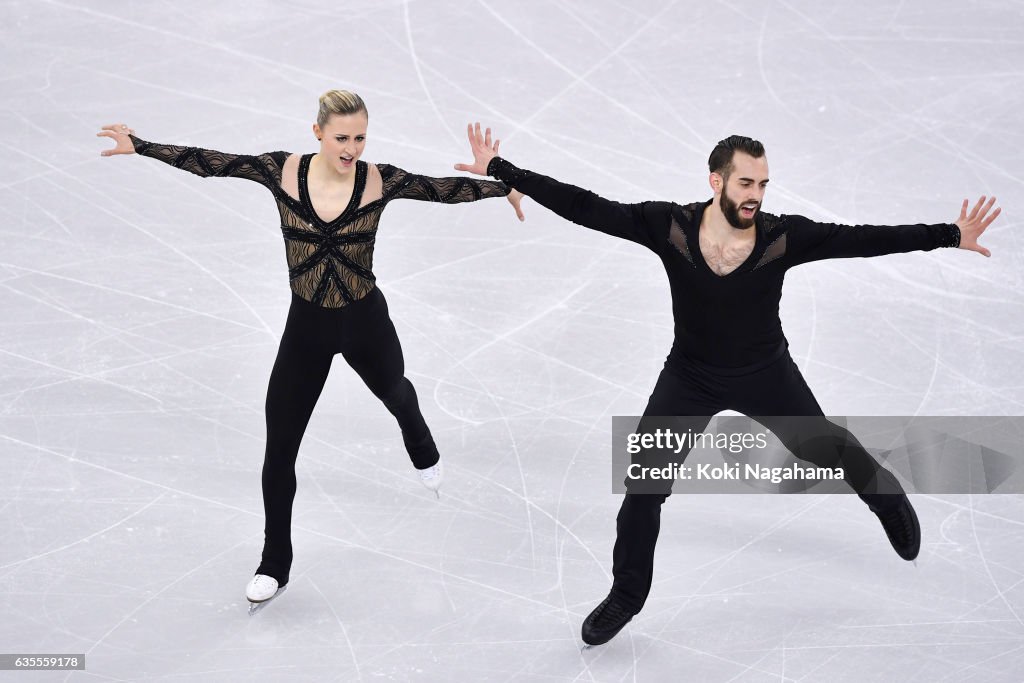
[96,123,137,156]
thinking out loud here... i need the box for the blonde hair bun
[317,90,367,126]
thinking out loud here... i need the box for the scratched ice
[2,0,1023,681]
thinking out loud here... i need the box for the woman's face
[313,111,368,176]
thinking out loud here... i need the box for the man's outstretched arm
[788,196,1000,264]
[455,122,669,251]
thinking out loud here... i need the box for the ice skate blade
[247,584,287,616]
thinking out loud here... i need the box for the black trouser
[256,288,438,585]
[610,349,904,613]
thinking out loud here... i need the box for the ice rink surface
[2,0,1024,680]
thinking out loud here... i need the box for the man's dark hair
[708,135,766,179]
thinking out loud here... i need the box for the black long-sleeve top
[130,136,510,308]
[487,157,960,370]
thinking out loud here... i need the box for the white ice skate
[246,574,287,615]
[417,459,443,498]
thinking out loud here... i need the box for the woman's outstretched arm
[97,123,284,189]
[380,161,525,221]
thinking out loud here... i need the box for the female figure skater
[97,90,524,608]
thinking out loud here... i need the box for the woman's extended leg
[257,298,334,586]
[338,287,439,470]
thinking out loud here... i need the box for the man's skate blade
[247,584,287,616]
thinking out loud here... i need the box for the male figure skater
[456,125,1000,645]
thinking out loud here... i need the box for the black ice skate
[581,593,636,646]
[867,495,921,561]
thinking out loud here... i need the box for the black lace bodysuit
[130,137,510,308]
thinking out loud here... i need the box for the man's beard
[720,188,757,229]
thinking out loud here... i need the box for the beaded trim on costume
[487,156,528,184]
[938,224,961,248]
[760,211,784,234]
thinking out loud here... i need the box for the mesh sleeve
[129,135,284,189]
[379,164,510,203]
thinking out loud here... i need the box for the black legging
[611,349,905,613]
[256,287,438,585]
